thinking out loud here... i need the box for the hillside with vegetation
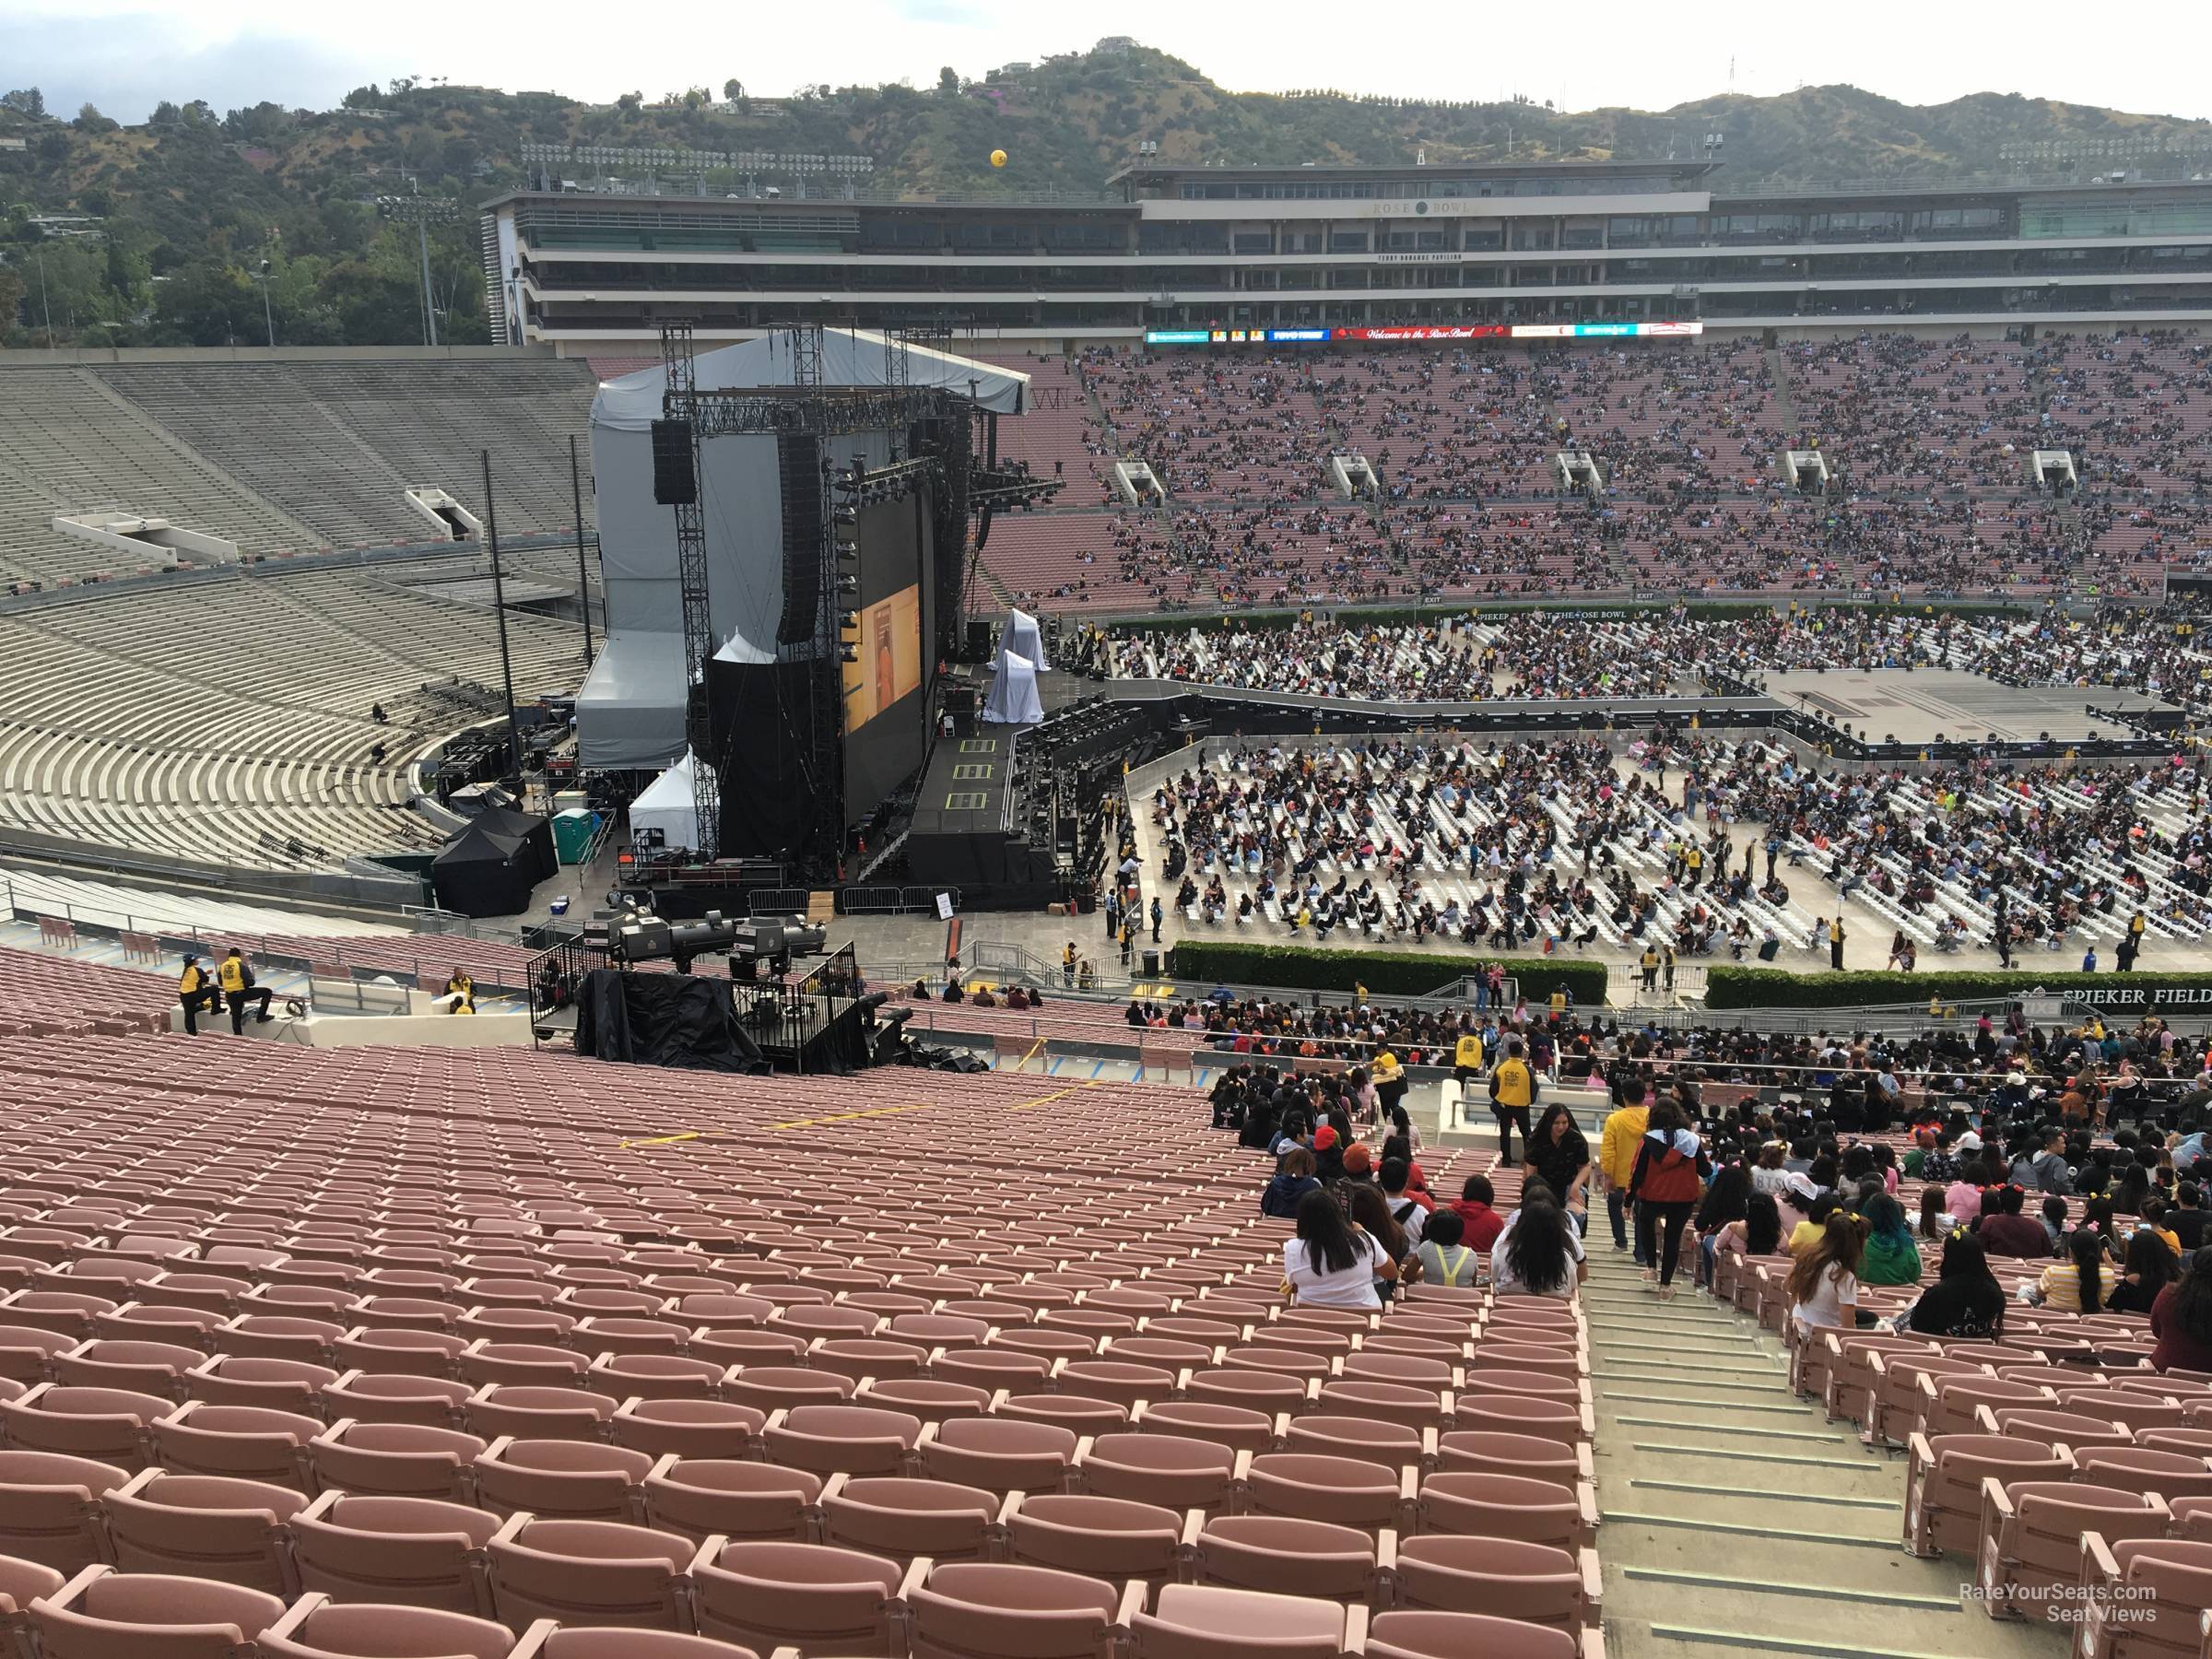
[2,43,2207,347]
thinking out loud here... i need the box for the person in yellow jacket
[177,953,217,1035]
[1452,1028,1485,1124]
[1488,1040,1535,1167]
[1596,1078,1652,1260]
[218,947,274,1034]
[443,970,477,1016]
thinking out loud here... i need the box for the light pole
[253,258,276,347]
[33,243,53,348]
[375,184,461,347]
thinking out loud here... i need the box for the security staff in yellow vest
[177,954,217,1035]
[218,947,274,1034]
[1488,1039,1537,1167]
[1452,1029,1485,1124]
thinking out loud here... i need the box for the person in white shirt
[1283,1188,1396,1310]
[1787,1210,1868,1335]
[1488,1193,1587,1299]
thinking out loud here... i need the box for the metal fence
[3,880,538,997]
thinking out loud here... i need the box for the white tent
[983,650,1043,726]
[999,607,1050,673]
[575,631,688,770]
[629,748,710,853]
[591,329,1030,429]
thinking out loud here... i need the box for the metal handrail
[4,879,535,995]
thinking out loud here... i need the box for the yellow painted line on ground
[1009,1080,1100,1112]
[769,1101,934,1130]
[618,1131,702,1149]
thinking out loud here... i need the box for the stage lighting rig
[837,455,938,505]
[611,912,829,976]
[968,457,1064,514]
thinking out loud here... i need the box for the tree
[616,90,642,114]
[150,258,257,345]
[150,100,182,125]
[317,198,376,257]
[341,84,384,111]
[73,102,118,135]
[937,66,960,96]
[722,78,744,100]
[1,88,44,119]
[0,265,23,340]
[103,234,148,311]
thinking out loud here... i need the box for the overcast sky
[4,0,2207,127]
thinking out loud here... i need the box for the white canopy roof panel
[593,328,1029,429]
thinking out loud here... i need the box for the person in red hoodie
[1629,1100,1712,1299]
[1446,1172,1507,1253]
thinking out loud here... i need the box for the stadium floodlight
[375,185,462,347]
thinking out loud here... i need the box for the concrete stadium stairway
[1583,1249,2063,1659]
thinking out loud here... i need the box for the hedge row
[1168,940,1608,1004]
[1703,966,2212,1012]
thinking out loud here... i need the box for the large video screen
[841,488,933,828]
[843,585,922,729]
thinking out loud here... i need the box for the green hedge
[1169,940,1607,1004]
[1703,966,2212,1011]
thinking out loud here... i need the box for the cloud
[1,2,2205,128]
[0,13,370,123]
[894,0,987,24]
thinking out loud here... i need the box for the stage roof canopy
[592,329,1030,429]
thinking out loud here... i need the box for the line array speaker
[650,419,696,506]
[775,435,824,646]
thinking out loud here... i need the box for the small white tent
[983,650,1043,726]
[629,748,710,853]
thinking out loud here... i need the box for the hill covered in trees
[2,43,2207,347]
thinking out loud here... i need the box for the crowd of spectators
[1233,994,2212,1288]
[982,331,2212,613]
[1130,717,2212,965]
[1099,597,2212,715]
[1144,735,1827,956]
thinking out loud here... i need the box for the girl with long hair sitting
[1900,1231,2006,1339]
[1491,1189,1587,1300]
[1785,1209,1869,1336]
[1715,1191,1784,1260]
[1857,1194,1922,1287]
[1283,1187,1398,1310]
[2108,1227,2180,1316]
[2033,1226,2116,1313]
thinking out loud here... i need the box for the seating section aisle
[0,1018,1595,1659]
[1708,1168,2212,1651]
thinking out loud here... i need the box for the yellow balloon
[990,148,1007,168]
